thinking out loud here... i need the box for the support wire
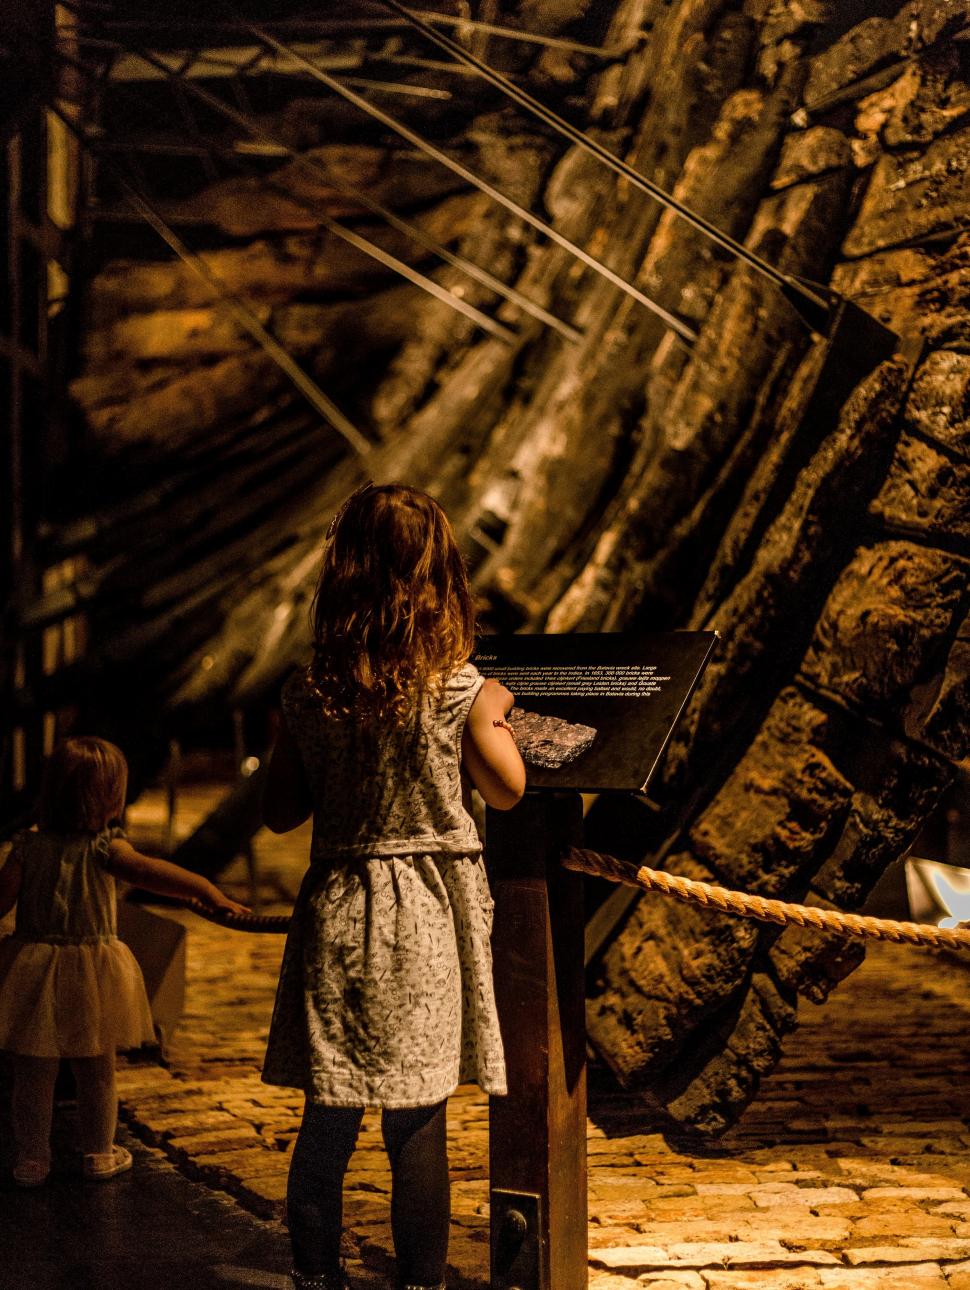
[243,20,699,345]
[50,102,373,456]
[58,39,521,347]
[61,25,580,344]
[376,0,833,330]
[119,41,553,344]
[356,5,623,56]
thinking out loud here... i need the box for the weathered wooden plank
[487,793,587,1290]
[662,358,910,802]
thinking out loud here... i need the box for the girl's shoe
[290,1270,350,1290]
[83,1144,133,1180]
[13,1159,49,1187]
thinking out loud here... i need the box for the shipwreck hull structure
[3,0,970,1133]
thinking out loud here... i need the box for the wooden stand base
[487,792,587,1290]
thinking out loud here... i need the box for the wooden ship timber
[3,0,970,1137]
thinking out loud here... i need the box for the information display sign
[472,631,718,793]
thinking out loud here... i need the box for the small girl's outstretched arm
[262,720,312,834]
[0,845,24,919]
[462,679,527,811]
[104,839,249,915]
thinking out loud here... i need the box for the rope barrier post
[117,900,187,1058]
[486,790,587,1290]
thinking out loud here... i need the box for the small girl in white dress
[261,483,525,1290]
[0,736,247,1186]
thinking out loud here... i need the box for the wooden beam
[88,43,361,82]
[71,38,456,97]
[83,132,290,158]
[488,792,588,1290]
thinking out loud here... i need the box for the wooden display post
[487,792,587,1290]
[475,631,719,1290]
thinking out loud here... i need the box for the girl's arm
[461,679,527,811]
[262,720,312,834]
[104,839,250,915]
[0,846,24,919]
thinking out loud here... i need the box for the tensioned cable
[269,166,582,342]
[116,43,571,343]
[242,20,698,345]
[50,102,373,455]
[57,42,520,348]
[375,0,833,329]
[68,6,693,342]
[62,35,579,344]
[365,6,622,56]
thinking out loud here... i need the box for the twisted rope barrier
[180,850,970,952]
[182,898,291,933]
[563,847,970,952]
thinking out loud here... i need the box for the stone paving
[0,1117,292,1290]
[112,785,970,1290]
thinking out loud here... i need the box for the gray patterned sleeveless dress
[261,662,507,1107]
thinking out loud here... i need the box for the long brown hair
[39,736,128,833]
[309,483,475,723]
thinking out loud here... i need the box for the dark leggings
[287,1099,450,1284]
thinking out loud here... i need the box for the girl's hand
[106,838,253,913]
[462,682,527,810]
[206,887,251,917]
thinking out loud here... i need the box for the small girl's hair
[39,736,128,833]
[309,483,475,723]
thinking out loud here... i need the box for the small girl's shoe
[13,1159,49,1187]
[83,1144,133,1180]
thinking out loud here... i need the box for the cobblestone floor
[111,785,970,1290]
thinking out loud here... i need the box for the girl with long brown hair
[261,483,525,1290]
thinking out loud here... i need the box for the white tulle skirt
[0,934,156,1057]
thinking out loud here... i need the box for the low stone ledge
[166,1126,263,1155]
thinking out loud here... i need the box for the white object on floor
[906,857,970,929]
